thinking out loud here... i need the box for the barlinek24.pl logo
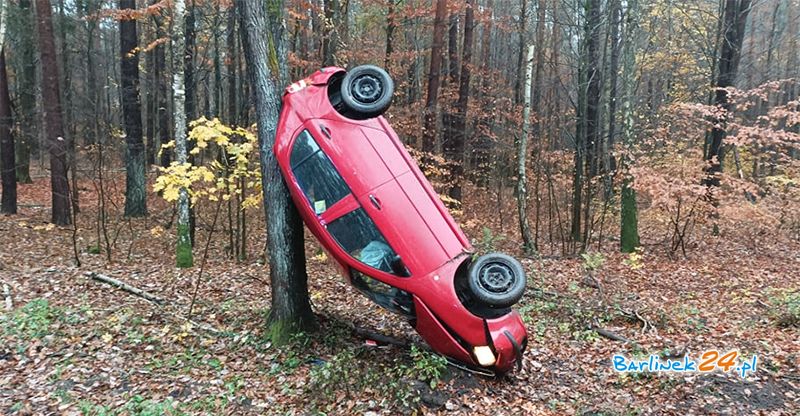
[612,350,758,378]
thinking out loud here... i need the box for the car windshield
[290,130,349,214]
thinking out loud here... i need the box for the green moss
[176,223,193,268]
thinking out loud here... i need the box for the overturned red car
[274,65,527,374]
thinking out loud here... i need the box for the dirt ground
[1,174,798,415]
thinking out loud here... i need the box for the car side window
[327,208,410,277]
[290,130,350,214]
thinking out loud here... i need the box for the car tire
[340,65,394,119]
[467,253,526,308]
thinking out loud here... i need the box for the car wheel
[467,253,526,308]
[340,65,394,119]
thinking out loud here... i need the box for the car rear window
[327,208,410,277]
[290,130,350,214]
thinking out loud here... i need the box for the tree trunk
[227,5,238,125]
[604,0,621,197]
[384,0,395,67]
[321,0,336,65]
[154,1,170,167]
[172,0,192,267]
[446,0,474,201]
[238,0,315,344]
[704,0,751,187]
[619,0,639,253]
[518,45,535,253]
[120,0,147,217]
[0,49,16,214]
[513,0,527,104]
[35,0,71,225]
[422,0,448,153]
[447,11,459,83]
[16,0,35,184]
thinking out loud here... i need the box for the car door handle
[320,124,332,140]
[369,194,382,210]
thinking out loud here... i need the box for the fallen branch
[593,326,631,343]
[3,283,11,311]
[86,272,164,304]
[352,326,408,347]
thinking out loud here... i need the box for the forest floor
[0,171,799,415]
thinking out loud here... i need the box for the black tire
[467,253,526,308]
[340,65,394,118]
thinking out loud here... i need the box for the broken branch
[86,272,164,304]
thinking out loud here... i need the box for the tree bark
[226,5,238,125]
[0,49,16,214]
[446,0,474,201]
[35,0,71,225]
[16,0,35,184]
[172,0,192,267]
[704,0,751,187]
[120,0,147,217]
[619,0,639,253]
[238,0,315,344]
[154,1,171,167]
[518,45,535,253]
[422,0,448,153]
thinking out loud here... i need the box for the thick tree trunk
[35,0,71,225]
[120,0,147,217]
[518,45,535,253]
[619,0,639,253]
[172,0,192,267]
[422,0,448,153]
[16,0,35,184]
[446,0,474,201]
[238,0,315,344]
[0,50,16,214]
[704,0,751,187]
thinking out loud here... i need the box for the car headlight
[473,346,496,367]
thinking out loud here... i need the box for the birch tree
[172,0,192,267]
[517,44,535,253]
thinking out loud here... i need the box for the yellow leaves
[154,117,263,209]
[32,224,56,231]
[150,226,165,237]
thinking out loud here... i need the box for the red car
[274,65,527,374]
